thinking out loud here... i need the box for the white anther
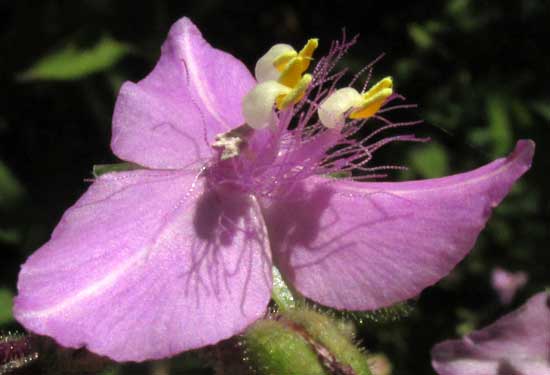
[254,44,295,83]
[242,81,289,129]
[318,88,363,129]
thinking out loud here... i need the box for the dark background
[1,1,549,374]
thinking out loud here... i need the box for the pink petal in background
[491,267,528,305]
[431,291,550,375]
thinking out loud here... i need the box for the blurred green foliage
[407,143,449,178]
[0,288,14,325]
[0,161,25,210]
[18,36,130,81]
[92,162,139,177]
[1,1,548,374]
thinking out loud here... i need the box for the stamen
[349,87,392,119]
[296,38,319,72]
[242,81,290,129]
[255,44,296,82]
[273,51,298,71]
[232,32,423,198]
[318,88,363,129]
[243,39,319,129]
[318,77,394,128]
[278,58,306,89]
[276,74,312,109]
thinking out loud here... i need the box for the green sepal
[244,319,329,375]
[310,300,415,326]
[92,163,141,178]
[346,301,415,325]
[271,267,297,312]
[244,308,375,375]
[282,309,373,375]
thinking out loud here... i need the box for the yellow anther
[365,76,393,96]
[274,39,319,88]
[273,51,298,72]
[276,74,312,109]
[278,58,306,89]
[272,38,318,74]
[349,77,393,120]
[297,38,319,72]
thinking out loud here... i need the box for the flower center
[211,124,254,160]
[208,34,420,198]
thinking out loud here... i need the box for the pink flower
[14,17,534,362]
[431,291,550,375]
[491,267,528,305]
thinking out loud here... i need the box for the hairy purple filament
[205,33,426,200]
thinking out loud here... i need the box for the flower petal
[264,140,534,310]
[431,291,550,375]
[14,169,272,361]
[111,17,256,169]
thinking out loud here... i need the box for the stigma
[243,39,318,129]
[318,77,393,129]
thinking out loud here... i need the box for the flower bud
[283,309,373,375]
[244,319,328,375]
[244,308,373,375]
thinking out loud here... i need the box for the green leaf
[0,288,14,324]
[455,307,479,336]
[531,100,550,121]
[408,143,450,178]
[0,228,21,245]
[511,100,533,128]
[486,94,513,156]
[446,0,470,16]
[92,162,141,178]
[408,23,433,50]
[19,36,129,81]
[0,117,8,133]
[99,367,120,375]
[0,160,25,210]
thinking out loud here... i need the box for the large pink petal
[264,140,534,310]
[14,169,271,361]
[431,291,550,375]
[111,17,256,169]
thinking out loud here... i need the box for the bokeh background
[1,1,548,374]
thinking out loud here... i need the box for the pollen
[349,77,393,120]
[276,39,318,88]
[276,74,312,109]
